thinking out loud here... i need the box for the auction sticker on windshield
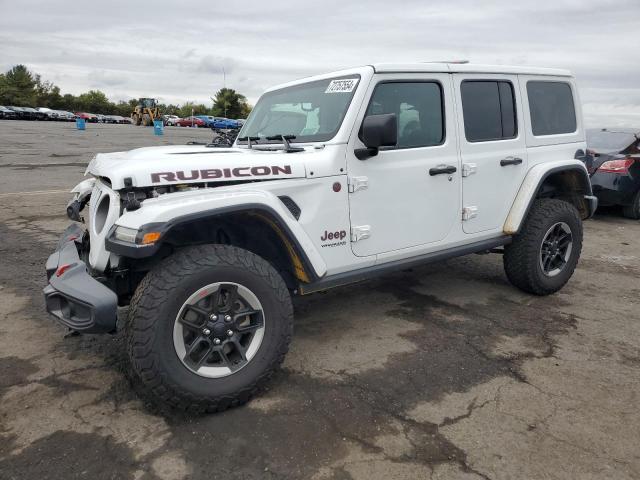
[325,78,359,93]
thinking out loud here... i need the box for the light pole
[222,66,227,118]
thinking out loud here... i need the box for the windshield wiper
[265,134,304,153]
[237,136,260,149]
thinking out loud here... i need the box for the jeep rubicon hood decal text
[151,165,293,183]
[86,145,307,189]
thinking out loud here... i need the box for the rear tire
[504,199,583,295]
[622,191,640,219]
[126,244,293,413]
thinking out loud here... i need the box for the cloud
[0,0,638,126]
[195,55,235,75]
[88,70,127,88]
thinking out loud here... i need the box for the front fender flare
[107,189,327,279]
[504,160,594,234]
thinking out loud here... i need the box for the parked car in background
[96,114,106,123]
[104,115,127,124]
[215,117,241,129]
[163,114,180,126]
[194,116,240,129]
[7,106,32,120]
[0,106,18,119]
[585,128,640,219]
[194,115,217,127]
[175,116,206,127]
[56,110,76,122]
[235,118,246,126]
[37,107,56,120]
[75,112,98,123]
[22,107,46,120]
[45,110,74,121]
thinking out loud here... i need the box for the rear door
[453,74,528,234]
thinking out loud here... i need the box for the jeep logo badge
[320,230,346,242]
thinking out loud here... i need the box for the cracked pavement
[0,121,639,479]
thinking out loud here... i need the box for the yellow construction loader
[131,98,160,126]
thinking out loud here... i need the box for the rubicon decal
[151,165,293,183]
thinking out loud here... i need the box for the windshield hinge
[348,176,369,193]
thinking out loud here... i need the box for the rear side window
[461,81,517,142]
[527,81,576,136]
[364,81,444,149]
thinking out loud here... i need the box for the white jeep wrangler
[44,63,597,412]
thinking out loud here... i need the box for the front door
[452,74,528,234]
[347,74,460,257]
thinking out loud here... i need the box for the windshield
[586,129,638,153]
[238,75,360,143]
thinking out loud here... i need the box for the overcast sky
[1,0,638,127]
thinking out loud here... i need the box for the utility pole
[222,66,227,118]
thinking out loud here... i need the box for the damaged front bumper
[43,224,118,333]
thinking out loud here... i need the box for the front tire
[504,199,583,295]
[126,244,293,412]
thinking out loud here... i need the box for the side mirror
[355,113,397,160]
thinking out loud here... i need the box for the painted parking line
[0,189,70,197]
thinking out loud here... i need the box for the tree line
[0,65,252,119]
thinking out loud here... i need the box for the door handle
[429,165,457,176]
[500,156,523,166]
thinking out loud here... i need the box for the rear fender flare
[504,160,594,234]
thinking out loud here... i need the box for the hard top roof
[266,62,572,93]
[372,62,572,76]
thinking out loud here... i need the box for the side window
[364,82,444,149]
[527,81,576,136]
[461,81,517,142]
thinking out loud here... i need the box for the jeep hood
[86,145,307,189]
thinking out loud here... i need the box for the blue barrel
[76,118,86,130]
[153,119,164,136]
